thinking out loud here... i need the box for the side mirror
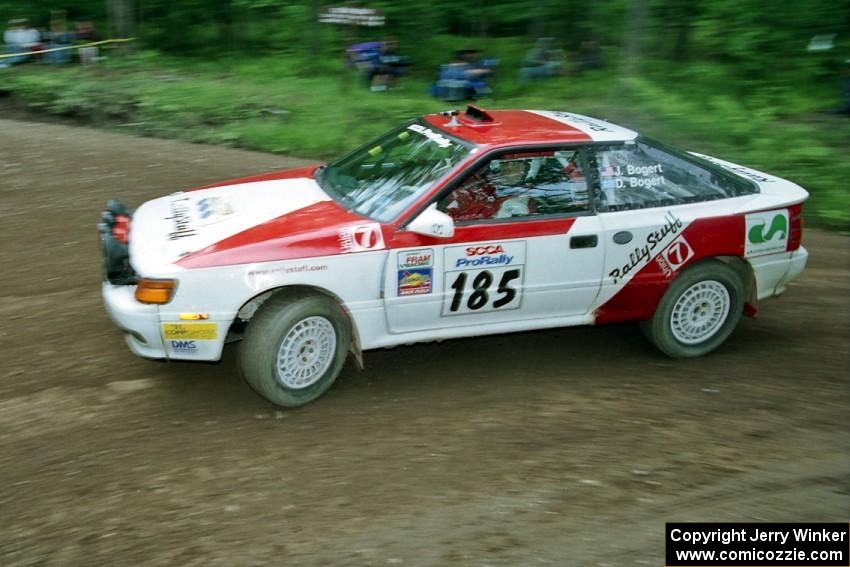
[407,204,455,238]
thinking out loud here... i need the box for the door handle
[570,234,598,249]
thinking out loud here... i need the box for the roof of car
[422,108,638,147]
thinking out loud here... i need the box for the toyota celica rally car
[100,106,808,407]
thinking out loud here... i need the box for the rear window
[593,139,757,212]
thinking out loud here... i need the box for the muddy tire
[641,260,744,358]
[240,292,350,407]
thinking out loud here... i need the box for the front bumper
[102,282,167,359]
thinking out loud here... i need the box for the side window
[438,150,590,222]
[594,141,755,212]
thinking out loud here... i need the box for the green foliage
[2,0,849,230]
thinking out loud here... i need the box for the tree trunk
[624,0,647,77]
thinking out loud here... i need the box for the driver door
[383,148,605,334]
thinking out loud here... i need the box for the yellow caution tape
[0,37,135,60]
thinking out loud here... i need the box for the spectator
[45,19,74,65]
[520,37,564,82]
[430,49,495,101]
[1,19,41,67]
[369,40,409,91]
[74,17,100,65]
[576,40,602,74]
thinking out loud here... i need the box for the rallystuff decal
[161,323,218,341]
[745,209,788,257]
[397,249,434,296]
[608,211,684,284]
[339,223,385,253]
[442,241,526,316]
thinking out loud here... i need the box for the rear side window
[593,140,756,212]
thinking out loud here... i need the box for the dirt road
[1,119,848,566]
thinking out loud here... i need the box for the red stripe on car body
[176,200,370,269]
[390,217,577,248]
[593,214,745,325]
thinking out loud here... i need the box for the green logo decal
[748,214,787,244]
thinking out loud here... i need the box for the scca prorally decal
[656,235,694,278]
[454,245,515,268]
[339,223,385,253]
[609,212,683,283]
[745,209,788,257]
[166,195,197,240]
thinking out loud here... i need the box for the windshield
[318,121,471,222]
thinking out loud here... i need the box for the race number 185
[441,242,526,316]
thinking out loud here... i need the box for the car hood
[129,173,374,275]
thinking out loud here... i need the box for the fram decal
[398,249,433,270]
[609,212,683,284]
[745,210,788,257]
[339,223,385,253]
[166,196,197,240]
[398,267,433,296]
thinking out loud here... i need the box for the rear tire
[240,292,350,407]
[641,260,744,358]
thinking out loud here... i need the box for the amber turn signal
[134,278,177,304]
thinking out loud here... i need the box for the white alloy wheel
[275,316,337,389]
[669,280,730,345]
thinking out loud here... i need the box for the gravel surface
[1,119,848,566]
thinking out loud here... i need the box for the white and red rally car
[100,106,808,407]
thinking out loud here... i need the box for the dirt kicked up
[1,119,848,566]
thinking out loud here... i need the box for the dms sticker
[745,210,788,257]
[398,249,433,270]
[161,322,218,340]
[339,223,385,253]
[169,339,197,352]
[398,267,433,296]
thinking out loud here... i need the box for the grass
[1,44,848,229]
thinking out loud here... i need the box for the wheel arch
[230,284,364,369]
[711,255,757,317]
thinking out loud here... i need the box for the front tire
[240,292,351,407]
[641,260,744,358]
